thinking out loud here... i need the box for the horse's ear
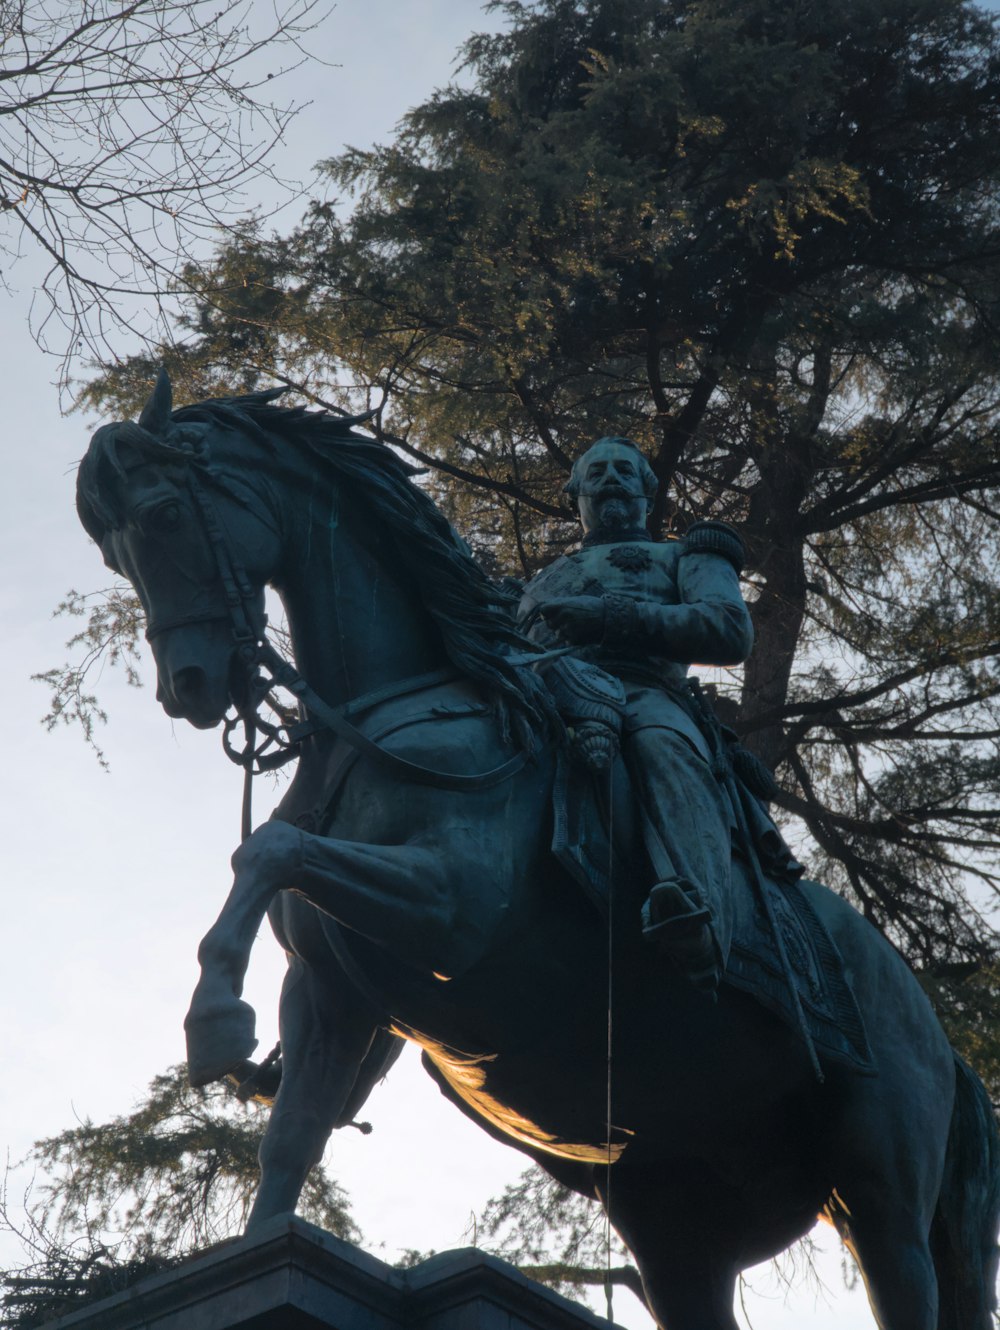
[138,367,173,435]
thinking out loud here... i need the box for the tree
[0,1065,357,1327]
[71,0,1000,1093]
[0,0,327,375]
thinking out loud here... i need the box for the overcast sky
[0,2,920,1324]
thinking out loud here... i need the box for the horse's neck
[275,495,446,706]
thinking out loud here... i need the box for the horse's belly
[399,960,823,1180]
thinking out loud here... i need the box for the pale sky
[0,2,906,1325]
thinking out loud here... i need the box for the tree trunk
[739,361,820,771]
[740,534,808,772]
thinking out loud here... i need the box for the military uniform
[518,521,753,980]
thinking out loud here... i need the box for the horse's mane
[78,391,557,750]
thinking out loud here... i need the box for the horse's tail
[932,1052,1000,1330]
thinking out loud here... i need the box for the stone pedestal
[40,1216,624,1329]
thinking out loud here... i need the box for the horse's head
[79,368,557,749]
[77,371,284,729]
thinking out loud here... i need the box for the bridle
[143,459,531,845]
[139,467,295,833]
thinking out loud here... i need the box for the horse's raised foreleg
[186,818,487,1085]
[247,953,400,1229]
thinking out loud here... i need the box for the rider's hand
[540,596,606,644]
[570,720,618,772]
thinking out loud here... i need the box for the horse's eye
[149,501,182,533]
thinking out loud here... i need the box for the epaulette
[682,519,745,574]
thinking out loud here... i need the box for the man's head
[564,437,657,536]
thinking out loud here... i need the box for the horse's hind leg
[828,1081,950,1330]
[834,1056,1000,1330]
[813,885,960,1329]
[828,1188,939,1330]
[247,953,396,1229]
[933,1056,1000,1330]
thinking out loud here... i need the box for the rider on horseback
[518,436,754,993]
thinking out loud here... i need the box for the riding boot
[621,687,735,992]
[641,877,721,994]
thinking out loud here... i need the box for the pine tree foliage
[0,1066,358,1326]
[27,1065,357,1250]
[32,587,144,770]
[0,1216,176,1330]
[69,0,1000,1084]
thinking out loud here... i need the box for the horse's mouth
[157,662,236,729]
[160,689,227,729]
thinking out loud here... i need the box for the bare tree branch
[0,0,331,378]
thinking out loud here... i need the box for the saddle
[552,750,875,1075]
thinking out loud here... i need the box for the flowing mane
[78,390,556,748]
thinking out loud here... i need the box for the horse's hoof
[185,997,259,1087]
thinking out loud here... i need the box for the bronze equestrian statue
[75,371,1000,1330]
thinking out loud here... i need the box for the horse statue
[75,371,1000,1330]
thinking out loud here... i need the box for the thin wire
[240,713,257,842]
[604,757,615,1325]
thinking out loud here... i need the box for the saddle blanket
[726,871,875,1074]
[552,753,875,1075]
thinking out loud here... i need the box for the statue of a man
[517,436,754,993]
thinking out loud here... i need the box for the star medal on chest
[608,544,653,573]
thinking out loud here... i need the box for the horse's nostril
[172,665,207,703]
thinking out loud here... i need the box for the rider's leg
[248,954,387,1227]
[625,705,733,989]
